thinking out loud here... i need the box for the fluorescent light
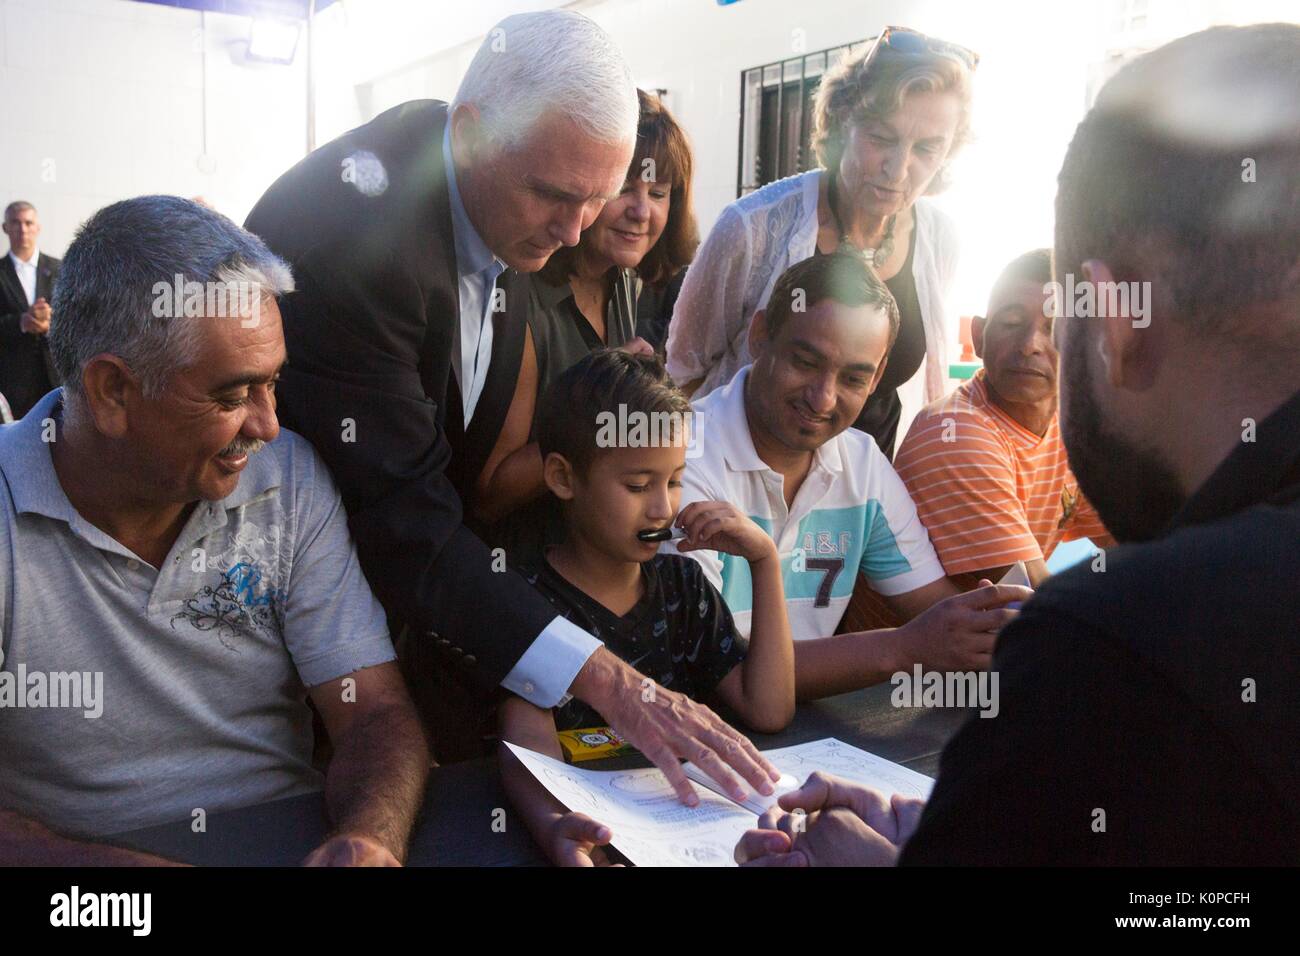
[247,18,300,65]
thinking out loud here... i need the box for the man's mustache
[218,436,266,458]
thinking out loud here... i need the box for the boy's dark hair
[764,251,901,348]
[536,348,691,475]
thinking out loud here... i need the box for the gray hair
[50,195,294,418]
[451,10,637,153]
[4,201,35,220]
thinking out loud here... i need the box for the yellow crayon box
[557,727,636,762]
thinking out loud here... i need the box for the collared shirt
[8,249,38,306]
[0,390,395,837]
[902,387,1300,864]
[443,124,506,425]
[675,366,946,641]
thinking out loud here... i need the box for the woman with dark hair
[473,90,698,549]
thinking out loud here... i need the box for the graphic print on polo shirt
[171,521,288,650]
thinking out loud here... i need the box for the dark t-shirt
[901,388,1300,865]
[518,553,749,731]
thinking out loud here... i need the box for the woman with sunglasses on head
[471,89,699,556]
[666,27,976,459]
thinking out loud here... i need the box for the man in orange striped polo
[894,250,1111,588]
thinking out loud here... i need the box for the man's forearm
[0,809,185,866]
[793,628,905,701]
[323,703,431,863]
[737,551,796,729]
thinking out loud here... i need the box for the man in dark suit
[0,201,61,419]
[245,10,778,803]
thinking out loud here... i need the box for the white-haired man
[245,9,781,805]
[0,196,429,865]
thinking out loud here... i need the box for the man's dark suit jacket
[0,252,61,419]
[244,100,559,691]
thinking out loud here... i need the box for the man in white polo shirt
[676,253,1028,698]
[0,196,429,865]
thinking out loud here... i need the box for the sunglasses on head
[862,25,980,72]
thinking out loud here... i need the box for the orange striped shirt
[893,371,1111,576]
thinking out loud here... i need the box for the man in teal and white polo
[673,254,1028,698]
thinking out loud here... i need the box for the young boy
[498,349,795,867]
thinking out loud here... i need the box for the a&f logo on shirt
[793,531,853,608]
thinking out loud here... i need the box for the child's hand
[675,501,778,564]
[546,812,623,867]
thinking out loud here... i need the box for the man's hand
[20,299,50,335]
[302,832,401,867]
[734,772,927,867]
[546,812,623,867]
[893,581,1030,671]
[674,500,777,564]
[570,647,780,805]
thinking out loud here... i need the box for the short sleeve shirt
[0,390,395,837]
[893,371,1111,575]
[518,553,747,730]
[676,366,946,641]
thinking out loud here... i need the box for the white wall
[0,0,308,256]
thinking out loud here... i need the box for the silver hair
[451,10,637,153]
[50,195,293,421]
[4,200,35,220]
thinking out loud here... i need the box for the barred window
[737,40,867,197]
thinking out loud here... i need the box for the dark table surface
[116,682,971,866]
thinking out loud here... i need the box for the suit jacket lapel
[0,255,26,309]
[414,102,458,416]
[465,269,527,449]
[443,269,527,499]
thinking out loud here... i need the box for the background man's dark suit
[245,100,564,751]
[0,252,60,419]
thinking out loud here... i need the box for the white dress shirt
[441,124,601,708]
[9,249,38,307]
[442,127,504,425]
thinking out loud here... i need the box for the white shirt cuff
[501,616,602,708]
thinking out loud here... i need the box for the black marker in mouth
[637,527,685,543]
